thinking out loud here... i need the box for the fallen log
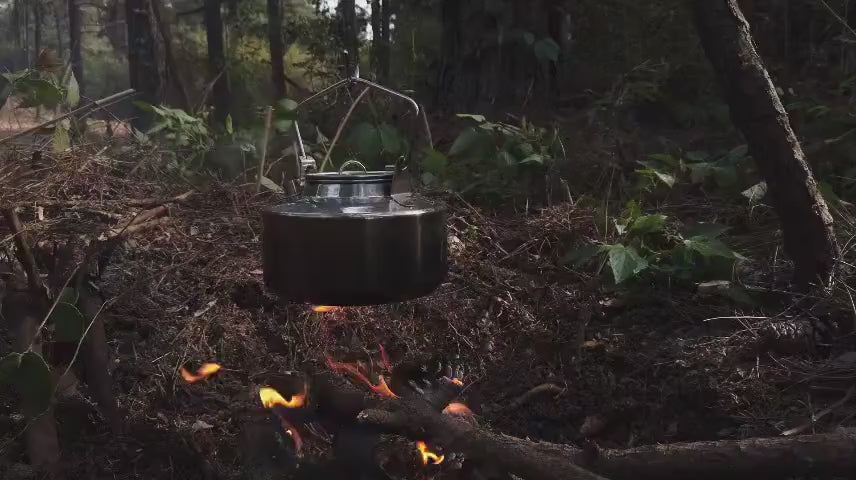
[304,374,856,480]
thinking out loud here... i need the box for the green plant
[0,287,85,421]
[1,67,81,151]
[134,103,214,167]
[566,200,745,285]
[421,114,564,205]
[635,145,755,195]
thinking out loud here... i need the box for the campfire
[178,344,473,477]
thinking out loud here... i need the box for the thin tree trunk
[126,0,161,128]
[380,0,392,81]
[34,0,42,63]
[370,0,381,77]
[204,0,231,127]
[55,1,64,57]
[150,0,192,111]
[691,0,839,290]
[267,0,287,100]
[339,0,359,76]
[12,0,21,47]
[68,0,83,94]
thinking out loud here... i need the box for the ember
[179,363,222,383]
[312,305,340,313]
[259,386,306,408]
[416,441,444,465]
[327,357,399,398]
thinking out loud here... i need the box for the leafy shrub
[421,114,564,205]
[566,200,745,286]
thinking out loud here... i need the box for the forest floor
[1,126,856,480]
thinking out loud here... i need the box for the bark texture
[126,0,162,128]
[68,0,83,94]
[691,0,839,290]
[267,0,287,100]
[204,0,231,126]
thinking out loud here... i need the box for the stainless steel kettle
[261,75,447,306]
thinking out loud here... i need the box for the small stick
[0,89,135,145]
[504,383,566,412]
[1,208,44,293]
[782,385,855,436]
[256,106,274,193]
[320,87,371,172]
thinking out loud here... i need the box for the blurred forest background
[5,0,856,479]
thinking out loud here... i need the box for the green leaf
[533,38,560,63]
[647,153,679,167]
[225,115,234,136]
[65,71,80,107]
[133,100,155,112]
[683,222,730,239]
[628,214,667,235]
[58,287,79,305]
[449,127,483,157]
[741,181,767,204]
[636,162,676,187]
[688,162,716,183]
[456,114,486,123]
[51,302,86,342]
[606,244,649,283]
[422,148,448,175]
[684,236,745,260]
[562,243,605,267]
[346,122,382,160]
[53,120,70,153]
[278,98,299,112]
[522,32,536,45]
[274,119,294,133]
[16,351,53,418]
[520,153,545,165]
[377,123,404,155]
[498,150,517,166]
[17,78,64,108]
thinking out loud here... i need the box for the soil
[1,137,855,480]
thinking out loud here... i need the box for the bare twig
[257,106,274,193]
[782,385,856,436]
[320,87,372,172]
[504,383,567,412]
[2,208,44,293]
[0,89,136,145]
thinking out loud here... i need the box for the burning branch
[179,363,222,383]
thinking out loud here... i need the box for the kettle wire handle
[338,160,368,173]
[291,71,429,173]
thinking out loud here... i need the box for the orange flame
[449,377,464,386]
[416,441,444,465]
[259,386,306,408]
[326,357,399,398]
[442,402,473,416]
[258,386,305,455]
[179,363,222,383]
[312,305,339,313]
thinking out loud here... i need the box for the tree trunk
[690,0,839,290]
[34,0,42,63]
[204,0,231,127]
[151,0,192,111]
[370,0,381,77]
[126,0,161,128]
[55,1,64,57]
[379,0,391,81]
[68,0,83,94]
[267,0,287,100]
[339,0,359,76]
